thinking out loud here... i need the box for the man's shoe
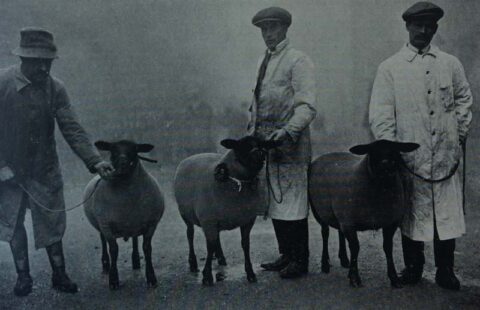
[399,266,423,285]
[13,272,33,297]
[260,255,290,271]
[435,267,460,291]
[279,261,308,279]
[52,271,78,293]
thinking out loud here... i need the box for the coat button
[430,110,434,115]
[432,130,436,136]
[426,71,430,74]
[428,90,432,94]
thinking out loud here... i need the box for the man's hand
[268,128,290,142]
[0,166,14,182]
[94,161,115,179]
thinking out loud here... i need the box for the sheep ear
[221,139,238,149]
[95,141,112,151]
[396,142,420,153]
[136,144,154,153]
[349,143,370,155]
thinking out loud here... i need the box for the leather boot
[399,265,423,285]
[400,235,424,285]
[10,220,33,297]
[260,254,290,271]
[14,272,33,297]
[46,241,78,293]
[435,267,460,291]
[280,233,308,279]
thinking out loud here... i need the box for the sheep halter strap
[18,178,102,213]
[400,157,460,183]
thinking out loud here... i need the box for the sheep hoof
[217,257,227,266]
[349,277,362,288]
[189,257,199,272]
[247,273,257,283]
[202,276,214,286]
[321,262,331,274]
[147,278,158,288]
[390,277,402,289]
[109,282,120,290]
[215,272,226,282]
[340,257,350,269]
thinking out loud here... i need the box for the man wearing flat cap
[0,27,114,296]
[248,7,317,279]
[369,2,473,290]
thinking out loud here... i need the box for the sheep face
[95,140,154,177]
[350,140,419,180]
[220,136,281,178]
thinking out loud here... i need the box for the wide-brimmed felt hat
[12,27,58,59]
[402,2,444,22]
[252,7,292,27]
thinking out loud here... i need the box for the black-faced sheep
[308,140,419,287]
[174,136,280,286]
[83,140,164,289]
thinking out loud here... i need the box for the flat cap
[252,7,292,27]
[402,2,444,22]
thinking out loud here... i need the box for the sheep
[174,136,280,286]
[308,139,419,288]
[83,140,164,290]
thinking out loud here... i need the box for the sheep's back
[174,153,261,230]
[310,152,405,231]
[83,169,164,239]
[309,152,359,228]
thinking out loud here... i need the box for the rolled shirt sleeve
[452,58,473,141]
[284,55,317,142]
[369,63,396,141]
[53,84,102,172]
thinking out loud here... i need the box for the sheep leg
[383,225,402,288]
[186,223,199,272]
[338,230,350,268]
[100,233,110,274]
[201,225,218,286]
[107,239,120,290]
[143,233,157,288]
[320,223,331,273]
[241,220,257,283]
[343,228,361,287]
[215,238,227,266]
[132,236,141,270]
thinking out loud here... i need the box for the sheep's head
[219,136,282,179]
[350,140,419,180]
[95,140,154,177]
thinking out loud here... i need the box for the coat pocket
[439,84,454,111]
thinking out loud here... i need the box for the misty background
[0,0,479,182]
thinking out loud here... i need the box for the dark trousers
[10,196,29,274]
[402,226,456,269]
[272,218,309,264]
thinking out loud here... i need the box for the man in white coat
[369,2,473,290]
[248,7,317,279]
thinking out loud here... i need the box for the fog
[1,0,479,169]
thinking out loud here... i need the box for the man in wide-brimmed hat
[0,27,114,296]
[369,2,473,290]
[248,7,317,279]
